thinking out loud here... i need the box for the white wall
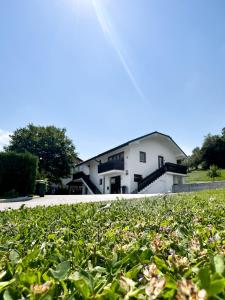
[128,135,180,192]
[75,164,90,175]
[139,173,174,194]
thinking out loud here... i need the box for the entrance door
[110,176,121,194]
[158,156,164,168]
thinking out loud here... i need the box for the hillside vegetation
[185,169,225,183]
[1,190,225,299]
[187,127,225,170]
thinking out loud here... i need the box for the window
[99,178,103,185]
[140,151,146,163]
[108,151,124,161]
[158,156,164,168]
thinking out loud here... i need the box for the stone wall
[173,180,225,193]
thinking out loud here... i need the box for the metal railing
[98,159,124,174]
[72,172,101,194]
[137,163,187,192]
[164,162,187,174]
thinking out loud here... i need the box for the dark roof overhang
[76,131,187,167]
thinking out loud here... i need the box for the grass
[1,190,225,299]
[185,168,225,183]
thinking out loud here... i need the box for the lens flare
[67,0,146,102]
[92,0,146,102]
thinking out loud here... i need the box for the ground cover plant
[1,190,225,299]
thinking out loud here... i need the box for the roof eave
[76,131,187,166]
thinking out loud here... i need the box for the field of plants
[1,190,225,299]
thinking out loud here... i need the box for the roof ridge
[76,131,186,166]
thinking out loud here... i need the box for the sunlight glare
[66,0,146,102]
[68,0,93,12]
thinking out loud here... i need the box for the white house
[67,131,187,195]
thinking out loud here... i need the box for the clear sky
[1,0,225,159]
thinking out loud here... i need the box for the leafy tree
[222,127,225,137]
[5,124,77,183]
[185,127,225,171]
[187,147,202,170]
[201,134,225,169]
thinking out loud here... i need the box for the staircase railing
[136,162,187,192]
[73,172,101,194]
[137,165,165,192]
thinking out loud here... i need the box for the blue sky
[1,0,225,159]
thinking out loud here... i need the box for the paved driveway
[0,194,159,211]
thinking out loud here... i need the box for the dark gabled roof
[75,156,83,164]
[76,131,187,166]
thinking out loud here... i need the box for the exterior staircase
[132,162,187,193]
[73,172,101,194]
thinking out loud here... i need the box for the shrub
[0,152,38,197]
[3,189,19,199]
[207,165,221,181]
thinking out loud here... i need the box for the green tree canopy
[201,133,225,169]
[187,147,202,170]
[187,127,225,170]
[5,124,77,183]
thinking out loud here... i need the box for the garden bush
[0,152,38,197]
[207,165,221,181]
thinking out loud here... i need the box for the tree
[5,124,77,183]
[222,127,225,137]
[187,147,202,170]
[201,134,225,169]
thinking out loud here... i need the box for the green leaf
[162,289,176,298]
[92,266,107,274]
[69,272,91,298]
[165,275,176,289]
[208,279,225,296]
[198,268,210,290]
[19,272,39,285]
[3,288,14,300]
[0,280,15,292]
[139,248,152,263]
[50,261,70,280]
[154,256,170,272]
[9,250,20,265]
[0,271,6,280]
[214,255,225,275]
[125,264,142,280]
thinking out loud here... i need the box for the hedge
[0,152,38,197]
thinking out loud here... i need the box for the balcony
[73,172,86,180]
[165,162,187,174]
[98,159,124,174]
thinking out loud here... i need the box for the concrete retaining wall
[173,180,225,193]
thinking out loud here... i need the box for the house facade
[68,131,187,194]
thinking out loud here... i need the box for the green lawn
[1,190,225,299]
[185,168,225,183]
